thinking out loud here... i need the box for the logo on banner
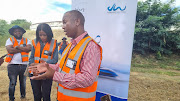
[74,8,85,12]
[107,4,126,13]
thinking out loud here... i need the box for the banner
[72,0,137,100]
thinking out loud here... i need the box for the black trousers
[30,75,52,101]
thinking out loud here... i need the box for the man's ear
[75,19,81,26]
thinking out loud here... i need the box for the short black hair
[66,10,85,26]
[36,23,53,43]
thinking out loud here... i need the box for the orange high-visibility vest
[32,39,57,63]
[59,41,68,51]
[5,37,29,62]
[57,35,102,101]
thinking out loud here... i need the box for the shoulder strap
[32,39,37,48]
[10,37,15,44]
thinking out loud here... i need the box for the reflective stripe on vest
[22,55,28,58]
[33,39,37,46]
[48,39,55,60]
[21,38,29,61]
[6,55,13,58]
[59,43,71,62]
[11,37,15,42]
[58,86,96,98]
[57,35,102,101]
[34,57,40,61]
[23,37,26,44]
[5,37,29,62]
[41,58,48,61]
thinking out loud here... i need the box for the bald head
[65,10,85,26]
[62,10,85,39]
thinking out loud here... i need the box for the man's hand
[29,62,55,80]
[30,63,39,66]
[39,58,46,63]
[15,46,20,49]
[6,45,22,54]
[30,58,46,66]
[29,63,47,74]
[16,44,32,53]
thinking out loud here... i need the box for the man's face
[62,13,77,39]
[13,29,23,39]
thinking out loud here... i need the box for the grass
[129,54,180,101]
[0,35,10,46]
[131,67,180,76]
[131,53,180,69]
[131,53,180,76]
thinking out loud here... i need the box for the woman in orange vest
[29,23,58,101]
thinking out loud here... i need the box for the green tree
[0,19,11,46]
[134,0,180,55]
[10,19,31,30]
[0,19,10,35]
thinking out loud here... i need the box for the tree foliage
[0,19,31,46]
[134,0,180,55]
[0,19,10,35]
[10,19,31,30]
[0,19,31,36]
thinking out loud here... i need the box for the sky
[0,0,71,24]
[0,0,179,24]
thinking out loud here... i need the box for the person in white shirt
[5,25,32,101]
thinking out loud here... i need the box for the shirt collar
[71,32,87,45]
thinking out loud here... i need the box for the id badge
[66,58,77,69]
[44,50,49,55]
